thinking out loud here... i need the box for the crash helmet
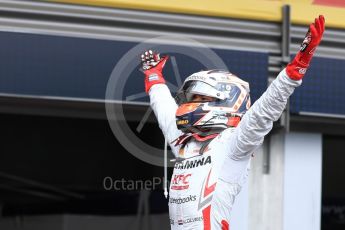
[175,70,251,135]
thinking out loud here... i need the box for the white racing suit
[149,69,301,229]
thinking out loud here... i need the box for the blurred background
[0,0,344,230]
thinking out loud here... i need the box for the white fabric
[149,69,301,229]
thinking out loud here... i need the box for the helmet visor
[175,81,224,105]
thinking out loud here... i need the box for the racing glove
[140,50,169,94]
[286,15,325,80]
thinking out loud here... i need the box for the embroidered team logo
[296,67,307,75]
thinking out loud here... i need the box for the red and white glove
[140,50,169,94]
[286,15,325,81]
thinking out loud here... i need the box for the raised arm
[141,50,183,157]
[222,15,326,161]
[227,69,300,158]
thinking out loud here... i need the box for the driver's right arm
[141,50,183,157]
[149,84,183,157]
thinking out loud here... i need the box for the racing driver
[140,15,325,230]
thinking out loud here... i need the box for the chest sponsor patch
[171,173,191,190]
[170,216,203,226]
[169,195,197,204]
[174,155,211,170]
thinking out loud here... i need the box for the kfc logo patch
[171,174,191,190]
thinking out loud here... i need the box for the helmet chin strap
[192,133,219,142]
[172,132,218,147]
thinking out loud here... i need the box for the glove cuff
[286,54,310,81]
[144,68,166,94]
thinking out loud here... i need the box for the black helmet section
[176,103,206,133]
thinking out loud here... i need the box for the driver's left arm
[218,15,325,183]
